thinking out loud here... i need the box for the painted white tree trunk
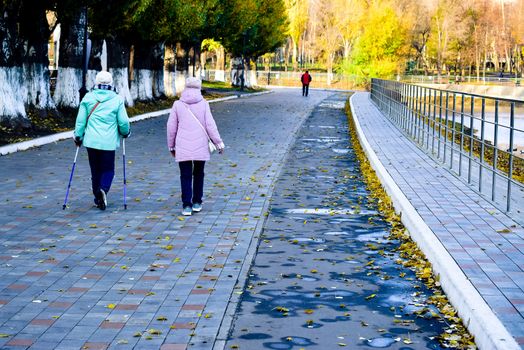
[23,63,55,109]
[152,69,165,98]
[110,68,133,106]
[109,68,135,107]
[214,70,225,82]
[130,69,153,101]
[86,70,97,91]
[54,67,82,108]
[165,70,177,97]
[247,70,257,88]
[0,66,27,123]
[175,70,187,95]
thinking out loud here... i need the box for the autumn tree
[284,0,309,70]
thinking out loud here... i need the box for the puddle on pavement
[365,337,397,347]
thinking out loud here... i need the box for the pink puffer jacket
[166,87,224,162]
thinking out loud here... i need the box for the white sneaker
[192,203,202,212]
[182,207,192,216]
[99,189,107,211]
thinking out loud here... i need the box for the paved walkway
[0,90,329,350]
[0,89,523,350]
[351,92,524,350]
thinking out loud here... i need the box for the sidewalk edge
[349,92,520,350]
[0,91,272,157]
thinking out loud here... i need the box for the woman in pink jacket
[167,77,225,216]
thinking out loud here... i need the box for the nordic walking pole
[122,138,127,210]
[63,146,80,210]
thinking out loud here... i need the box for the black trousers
[302,84,310,96]
[179,160,205,208]
[86,148,115,199]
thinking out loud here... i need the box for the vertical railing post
[420,87,426,145]
[438,90,443,159]
[459,94,465,176]
[431,89,437,153]
[492,100,499,202]
[444,91,449,164]
[450,94,457,170]
[468,96,475,184]
[506,102,515,212]
[479,98,486,193]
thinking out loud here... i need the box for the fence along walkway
[351,91,524,349]
[370,79,524,220]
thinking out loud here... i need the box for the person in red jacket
[300,70,312,96]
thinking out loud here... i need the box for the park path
[0,89,329,350]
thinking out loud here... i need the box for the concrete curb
[349,92,520,350]
[0,90,272,157]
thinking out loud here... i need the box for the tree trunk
[152,42,166,99]
[0,2,30,128]
[54,8,86,108]
[175,42,189,92]
[130,41,165,101]
[292,38,298,71]
[20,1,56,115]
[215,46,225,82]
[106,35,133,106]
[87,38,103,90]
[164,44,176,97]
[230,57,243,87]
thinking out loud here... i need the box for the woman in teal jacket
[74,71,130,210]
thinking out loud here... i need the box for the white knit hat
[185,77,202,89]
[95,71,113,85]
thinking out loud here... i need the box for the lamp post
[79,5,89,100]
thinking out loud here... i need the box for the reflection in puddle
[366,337,397,348]
[356,232,390,243]
[333,148,350,154]
[290,237,326,243]
[287,208,377,215]
[324,231,349,236]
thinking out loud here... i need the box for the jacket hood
[180,87,204,104]
[90,88,118,103]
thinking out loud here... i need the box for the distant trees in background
[281,0,524,83]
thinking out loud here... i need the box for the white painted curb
[349,92,520,350]
[0,90,272,156]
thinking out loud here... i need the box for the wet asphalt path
[225,94,447,350]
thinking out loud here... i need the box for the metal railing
[401,75,522,86]
[370,78,524,213]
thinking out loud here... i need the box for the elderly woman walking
[74,71,130,210]
[167,77,224,216]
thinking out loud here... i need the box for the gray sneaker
[182,206,192,216]
[192,203,202,212]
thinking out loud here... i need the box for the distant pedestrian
[167,77,225,216]
[73,71,130,210]
[301,70,312,96]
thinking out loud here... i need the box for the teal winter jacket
[74,88,130,151]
